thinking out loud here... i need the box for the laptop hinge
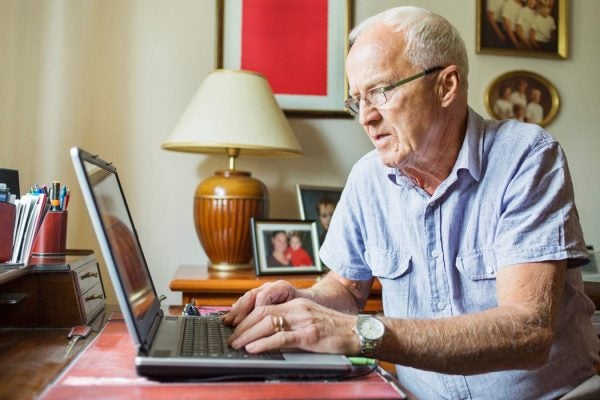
[140,308,163,354]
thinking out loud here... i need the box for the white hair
[349,6,469,91]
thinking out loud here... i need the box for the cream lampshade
[162,69,302,271]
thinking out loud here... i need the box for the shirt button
[431,250,439,258]
[486,265,494,274]
[437,302,446,310]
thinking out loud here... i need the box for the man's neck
[400,108,468,195]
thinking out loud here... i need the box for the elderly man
[224,6,599,399]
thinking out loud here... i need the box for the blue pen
[59,185,68,211]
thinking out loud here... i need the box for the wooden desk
[170,265,383,313]
[0,307,110,400]
[40,312,408,400]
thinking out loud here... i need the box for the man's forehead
[346,45,404,90]
[346,27,406,87]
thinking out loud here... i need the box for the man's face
[345,25,442,170]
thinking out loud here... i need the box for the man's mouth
[372,131,391,143]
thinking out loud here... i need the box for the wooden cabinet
[0,250,105,327]
[170,265,383,313]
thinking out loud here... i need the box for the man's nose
[358,101,381,125]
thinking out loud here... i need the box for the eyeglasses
[344,66,446,116]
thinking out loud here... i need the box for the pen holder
[0,202,16,262]
[31,211,68,258]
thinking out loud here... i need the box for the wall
[1,0,598,306]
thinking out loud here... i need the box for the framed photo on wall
[476,0,568,59]
[484,70,560,127]
[296,184,343,246]
[251,219,322,276]
[216,0,352,116]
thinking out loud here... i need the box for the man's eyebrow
[348,78,388,98]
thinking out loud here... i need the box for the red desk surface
[40,313,407,400]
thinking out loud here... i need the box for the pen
[63,189,70,211]
[347,357,377,366]
[59,185,67,210]
[50,181,61,211]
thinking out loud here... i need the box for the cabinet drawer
[80,282,104,323]
[75,262,101,295]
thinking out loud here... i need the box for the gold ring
[271,315,285,332]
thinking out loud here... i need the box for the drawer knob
[81,272,99,279]
[85,293,103,302]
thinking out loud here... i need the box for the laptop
[70,147,352,380]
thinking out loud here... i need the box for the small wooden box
[0,251,105,328]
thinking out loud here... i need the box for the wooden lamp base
[194,169,268,271]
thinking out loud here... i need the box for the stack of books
[9,193,48,264]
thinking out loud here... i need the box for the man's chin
[377,153,401,169]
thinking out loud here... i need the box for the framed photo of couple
[476,0,568,59]
[251,219,322,276]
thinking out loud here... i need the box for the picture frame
[296,184,343,246]
[251,219,322,276]
[484,70,560,127]
[476,0,568,59]
[216,0,352,117]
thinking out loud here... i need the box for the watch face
[358,317,384,340]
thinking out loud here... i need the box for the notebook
[70,147,352,380]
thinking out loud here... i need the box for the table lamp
[162,69,302,271]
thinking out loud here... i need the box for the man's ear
[438,66,461,107]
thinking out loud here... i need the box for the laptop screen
[74,148,161,345]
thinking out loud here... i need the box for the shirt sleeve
[493,133,588,268]
[319,166,373,281]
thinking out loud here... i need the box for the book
[10,193,48,264]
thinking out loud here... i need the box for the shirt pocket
[455,250,498,311]
[365,248,412,317]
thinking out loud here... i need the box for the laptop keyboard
[180,316,283,360]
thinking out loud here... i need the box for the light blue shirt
[320,108,599,400]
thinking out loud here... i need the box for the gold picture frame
[484,70,560,127]
[476,0,568,59]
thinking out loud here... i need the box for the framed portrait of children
[251,219,322,276]
[296,184,343,246]
[484,70,560,127]
[476,0,568,59]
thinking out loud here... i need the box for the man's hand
[227,297,360,355]
[222,280,298,327]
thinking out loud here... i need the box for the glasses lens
[367,89,387,109]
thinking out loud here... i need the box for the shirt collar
[453,107,484,182]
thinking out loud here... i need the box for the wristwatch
[354,314,385,357]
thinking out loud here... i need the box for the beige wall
[1,0,598,306]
